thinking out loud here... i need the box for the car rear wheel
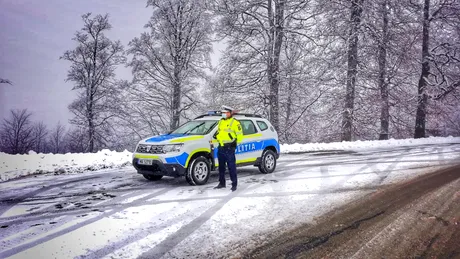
[186,156,211,186]
[258,149,277,174]
[143,174,163,181]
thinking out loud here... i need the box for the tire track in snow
[0,187,173,258]
[80,198,224,258]
[0,175,102,216]
[137,185,251,259]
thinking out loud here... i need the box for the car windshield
[170,120,218,135]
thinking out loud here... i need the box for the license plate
[138,159,153,165]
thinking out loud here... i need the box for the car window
[256,121,268,131]
[170,120,217,135]
[239,120,258,135]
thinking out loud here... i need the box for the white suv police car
[132,111,280,185]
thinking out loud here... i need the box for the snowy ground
[0,140,459,259]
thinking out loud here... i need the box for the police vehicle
[132,111,280,185]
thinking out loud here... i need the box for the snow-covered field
[1,136,460,182]
[0,138,459,259]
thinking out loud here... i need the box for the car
[132,111,280,185]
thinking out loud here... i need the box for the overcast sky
[0,0,223,129]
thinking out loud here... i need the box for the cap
[221,105,234,113]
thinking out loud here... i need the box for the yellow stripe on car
[185,148,211,167]
[170,136,204,143]
[242,133,262,140]
[237,158,257,164]
[134,154,160,159]
[215,158,257,167]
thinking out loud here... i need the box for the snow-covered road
[1,143,459,259]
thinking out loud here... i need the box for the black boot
[231,185,237,192]
[214,183,226,189]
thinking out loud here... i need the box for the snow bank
[1,136,459,182]
[280,136,460,153]
[0,149,132,182]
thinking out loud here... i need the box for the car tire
[143,174,163,181]
[186,156,211,186]
[258,149,277,174]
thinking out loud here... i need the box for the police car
[132,111,280,185]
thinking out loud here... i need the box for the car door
[235,119,263,164]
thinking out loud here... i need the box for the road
[245,165,460,259]
[0,143,459,258]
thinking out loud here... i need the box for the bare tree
[0,109,34,154]
[214,0,332,133]
[48,122,66,154]
[377,0,390,140]
[214,0,316,132]
[277,33,326,143]
[63,128,87,153]
[412,0,460,138]
[32,121,48,153]
[61,13,126,152]
[341,0,364,142]
[267,0,285,131]
[414,0,431,138]
[127,0,213,132]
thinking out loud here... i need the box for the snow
[1,136,459,182]
[0,149,132,182]
[0,139,459,259]
[280,136,460,153]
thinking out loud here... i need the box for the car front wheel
[186,156,211,186]
[258,149,277,174]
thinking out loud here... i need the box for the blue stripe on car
[146,134,186,143]
[212,138,279,157]
[165,152,189,167]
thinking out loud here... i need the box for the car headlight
[163,144,183,153]
[136,144,151,153]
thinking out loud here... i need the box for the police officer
[214,106,243,191]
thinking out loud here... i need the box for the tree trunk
[285,74,293,143]
[379,0,389,140]
[88,35,98,153]
[341,0,364,142]
[267,0,275,128]
[88,87,95,152]
[171,65,181,131]
[268,0,284,132]
[170,5,183,131]
[414,0,430,139]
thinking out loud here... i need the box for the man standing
[214,106,243,191]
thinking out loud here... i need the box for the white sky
[0,0,224,128]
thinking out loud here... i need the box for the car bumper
[132,158,186,177]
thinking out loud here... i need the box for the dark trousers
[217,145,237,187]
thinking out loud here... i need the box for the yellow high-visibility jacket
[215,117,243,147]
